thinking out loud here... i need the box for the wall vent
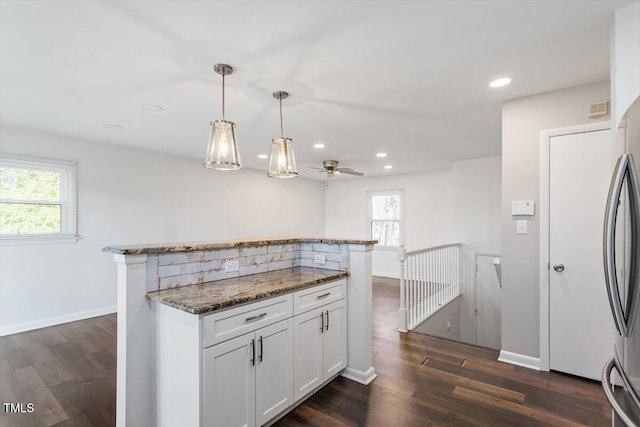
[588,101,609,119]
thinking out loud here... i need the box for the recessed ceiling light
[376,152,387,158]
[489,77,513,88]
[258,154,268,159]
[314,143,325,149]
[384,165,393,170]
[103,123,122,130]
[141,104,164,112]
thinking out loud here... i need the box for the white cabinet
[204,318,293,427]
[204,333,255,427]
[293,298,347,402]
[323,300,347,379]
[255,319,293,426]
[293,308,323,398]
[156,279,347,427]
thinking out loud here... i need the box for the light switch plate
[512,200,535,216]
[314,253,326,265]
[224,260,239,272]
[516,220,528,235]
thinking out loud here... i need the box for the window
[0,155,77,242]
[369,191,403,247]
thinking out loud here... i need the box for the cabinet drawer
[202,295,292,348]
[293,279,346,315]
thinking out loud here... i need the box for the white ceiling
[0,0,633,179]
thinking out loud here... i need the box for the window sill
[0,234,80,246]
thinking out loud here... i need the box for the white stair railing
[397,243,461,332]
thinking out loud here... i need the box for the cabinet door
[293,307,323,402]
[255,319,293,426]
[323,299,347,380]
[204,333,256,427]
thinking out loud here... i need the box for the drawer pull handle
[245,312,267,322]
[316,293,331,299]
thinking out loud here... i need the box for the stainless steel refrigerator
[602,95,640,426]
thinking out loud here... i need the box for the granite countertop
[102,237,377,255]
[146,266,349,315]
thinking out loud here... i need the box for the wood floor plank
[5,366,69,426]
[452,386,587,427]
[30,343,74,387]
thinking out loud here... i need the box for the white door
[204,333,255,427]
[322,300,347,379]
[293,308,323,402]
[549,129,615,380]
[255,319,293,426]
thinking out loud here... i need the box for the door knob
[553,264,565,272]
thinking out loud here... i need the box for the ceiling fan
[310,160,364,177]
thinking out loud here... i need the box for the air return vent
[588,101,609,119]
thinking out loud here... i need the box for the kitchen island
[103,238,377,427]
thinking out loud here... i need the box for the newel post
[113,254,155,427]
[397,245,408,332]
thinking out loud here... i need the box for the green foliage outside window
[0,167,62,234]
[371,194,401,246]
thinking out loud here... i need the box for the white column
[397,246,407,332]
[341,243,377,385]
[114,254,155,427]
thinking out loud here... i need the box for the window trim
[0,154,78,244]
[368,190,404,250]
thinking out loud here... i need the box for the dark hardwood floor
[275,277,612,427]
[0,277,612,426]
[0,315,116,427]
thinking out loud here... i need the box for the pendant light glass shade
[204,120,241,170]
[204,63,242,171]
[268,91,298,178]
[268,137,298,178]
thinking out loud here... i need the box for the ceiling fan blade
[336,168,364,176]
[308,167,325,170]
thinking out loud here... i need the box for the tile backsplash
[146,242,349,292]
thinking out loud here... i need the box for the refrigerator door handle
[603,153,640,337]
[604,154,630,336]
[602,357,640,427]
[625,153,640,337]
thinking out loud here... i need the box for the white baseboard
[498,350,541,371]
[341,367,377,385]
[0,305,117,337]
[373,272,400,279]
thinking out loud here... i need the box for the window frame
[0,154,78,244]
[368,190,404,251]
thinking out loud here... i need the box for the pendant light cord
[279,97,284,137]
[222,73,226,120]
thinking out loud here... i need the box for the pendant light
[204,64,241,170]
[268,91,298,178]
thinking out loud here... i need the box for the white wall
[453,157,502,344]
[413,296,461,340]
[501,81,610,359]
[0,125,326,335]
[325,169,455,278]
